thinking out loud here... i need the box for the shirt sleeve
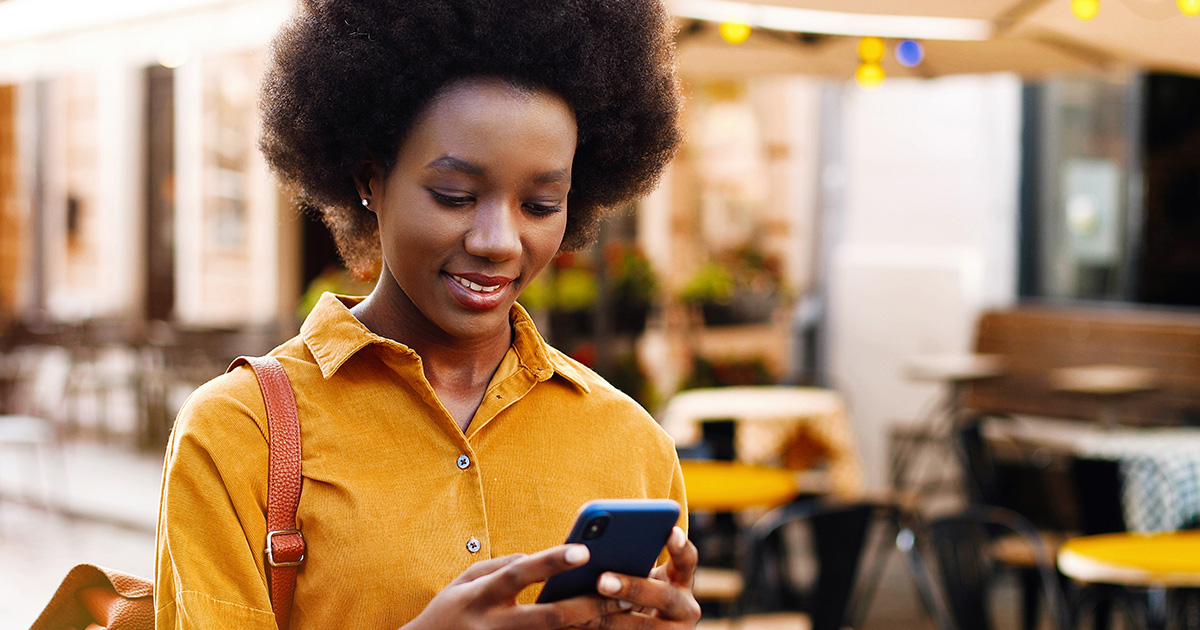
[654,451,689,568]
[669,454,689,536]
[154,374,279,630]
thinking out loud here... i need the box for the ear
[353,156,385,211]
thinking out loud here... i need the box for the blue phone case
[536,499,681,603]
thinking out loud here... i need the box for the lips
[449,274,502,293]
[444,272,515,311]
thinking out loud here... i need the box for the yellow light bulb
[719,21,752,45]
[1180,0,1200,15]
[855,62,885,89]
[1071,0,1100,21]
[857,36,886,63]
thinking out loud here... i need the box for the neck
[350,274,513,406]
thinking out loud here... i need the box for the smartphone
[536,499,681,603]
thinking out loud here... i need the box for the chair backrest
[739,498,875,630]
[901,506,1071,630]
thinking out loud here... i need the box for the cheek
[531,216,568,263]
[380,202,450,256]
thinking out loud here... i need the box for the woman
[154,1,698,629]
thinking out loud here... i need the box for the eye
[429,190,474,207]
[524,202,563,216]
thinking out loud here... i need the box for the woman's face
[364,78,576,343]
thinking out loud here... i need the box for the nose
[464,199,521,262]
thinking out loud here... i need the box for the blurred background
[4,0,1200,628]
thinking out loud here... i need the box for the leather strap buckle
[265,529,306,568]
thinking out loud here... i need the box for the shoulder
[170,335,315,452]
[544,345,675,452]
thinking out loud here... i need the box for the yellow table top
[1058,531,1200,587]
[680,460,800,513]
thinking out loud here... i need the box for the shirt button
[466,538,481,553]
[457,455,471,470]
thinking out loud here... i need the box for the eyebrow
[426,155,484,177]
[425,155,571,185]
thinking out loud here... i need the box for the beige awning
[672,0,1200,79]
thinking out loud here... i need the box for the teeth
[452,275,501,293]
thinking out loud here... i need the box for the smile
[449,274,502,293]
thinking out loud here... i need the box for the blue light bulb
[896,40,924,67]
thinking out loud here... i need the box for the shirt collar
[510,302,591,393]
[301,292,590,392]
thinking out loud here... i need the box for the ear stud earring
[362,198,370,208]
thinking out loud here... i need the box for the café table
[679,459,802,513]
[659,386,863,498]
[891,353,1005,491]
[1049,364,1159,429]
[988,420,1200,533]
[905,352,1006,424]
[680,458,806,606]
[1074,428,1200,533]
[1058,531,1200,630]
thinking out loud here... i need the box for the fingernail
[565,545,589,564]
[618,600,633,610]
[671,526,685,550]
[599,573,621,595]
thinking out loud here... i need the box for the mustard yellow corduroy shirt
[154,293,687,630]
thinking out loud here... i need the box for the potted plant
[605,242,658,334]
[680,261,738,325]
[547,252,598,344]
[680,246,783,326]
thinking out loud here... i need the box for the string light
[896,40,924,67]
[857,36,886,63]
[158,46,189,69]
[1180,0,1200,16]
[719,21,752,44]
[1071,0,1100,21]
[855,62,885,89]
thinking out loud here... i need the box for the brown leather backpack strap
[229,355,305,630]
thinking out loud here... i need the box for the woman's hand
[402,544,632,630]
[588,526,702,629]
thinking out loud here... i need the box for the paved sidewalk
[0,439,161,626]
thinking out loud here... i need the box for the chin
[438,306,513,340]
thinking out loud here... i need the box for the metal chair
[900,505,1072,630]
[955,415,1078,630]
[699,498,875,630]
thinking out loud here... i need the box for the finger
[578,610,674,630]
[596,572,700,623]
[508,596,634,629]
[661,528,698,588]
[478,544,590,602]
[450,553,526,586]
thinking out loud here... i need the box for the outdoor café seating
[900,505,1072,630]
[905,304,1200,630]
[1058,530,1200,630]
[663,385,892,627]
[695,497,878,630]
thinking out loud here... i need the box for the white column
[94,63,145,319]
[173,56,204,325]
[825,74,1022,488]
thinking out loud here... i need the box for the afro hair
[259,0,683,275]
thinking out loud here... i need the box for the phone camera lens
[582,515,610,540]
